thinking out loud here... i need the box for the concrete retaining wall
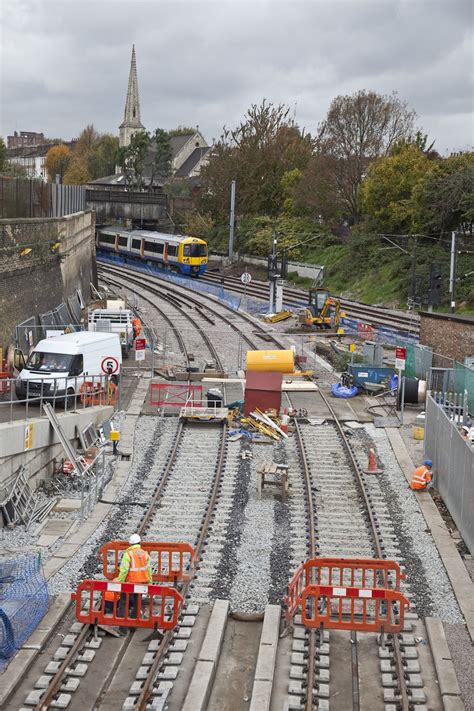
[0,211,96,351]
[0,405,113,493]
[425,393,474,553]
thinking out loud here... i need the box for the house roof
[175,147,211,177]
[169,134,194,157]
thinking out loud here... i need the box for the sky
[1,0,473,154]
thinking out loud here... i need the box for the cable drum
[398,377,427,406]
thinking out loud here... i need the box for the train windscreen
[183,243,207,257]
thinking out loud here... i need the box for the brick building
[7,131,45,149]
[419,311,474,365]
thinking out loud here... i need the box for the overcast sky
[1,0,473,154]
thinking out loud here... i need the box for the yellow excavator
[299,288,344,329]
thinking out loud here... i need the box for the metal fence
[0,177,85,218]
[425,393,474,553]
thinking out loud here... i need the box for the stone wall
[0,211,96,351]
[419,311,474,365]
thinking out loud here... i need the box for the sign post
[135,337,146,364]
[395,347,407,422]
[240,271,252,311]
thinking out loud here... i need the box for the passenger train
[96,226,208,276]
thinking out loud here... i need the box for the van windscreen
[26,352,74,373]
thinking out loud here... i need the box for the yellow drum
[246,349,295,374]
[412,425,425,440]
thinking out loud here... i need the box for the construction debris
[264,310,293,323]
[0,467,58,529]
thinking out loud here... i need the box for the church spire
[119,45,145,147]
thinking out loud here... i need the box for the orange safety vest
[104,588,119,603]
[410,465,431,490]
[126,547,150,583]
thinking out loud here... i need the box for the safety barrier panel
[71,580,183,630]
[301,584,409,633]
[284,557,408,632]
[149,383,203,408]
[79,381,118,407]
[98,541,196,583]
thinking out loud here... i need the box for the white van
[15,332,122,402]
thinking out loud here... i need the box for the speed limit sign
[241,271,252,285]
[101,356,119,375]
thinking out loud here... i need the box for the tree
[64,125,100,184]
[316,90,416,221]
[88,134,119,179]
[361,144,433,233]
[118,131,150,190]
[149,129,172,183]
[0,137,7,172]
[200,100,313,219]
[44,144,72,181]
[412,152,474,234]
[168,126,197,137]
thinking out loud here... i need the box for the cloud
[1,0,472,152]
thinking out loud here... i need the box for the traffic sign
[101,356,119,375]
[135,338,146,351]
[241,272,252,285]
[395,346,407,371]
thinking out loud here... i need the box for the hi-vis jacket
[410,465,432,490]
[117,544,152,584]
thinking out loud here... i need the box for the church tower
[119,45,145,148]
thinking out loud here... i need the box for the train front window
[183,243,207,257]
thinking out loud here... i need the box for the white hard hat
[461,425,470,433]
[129,533,141,545]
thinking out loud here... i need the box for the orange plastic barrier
[285,557,408,632]
[79,381,118,406]
[301,584,409,633]
[71,580,183,630]
[98,541,196,583]
[0,372,12,395]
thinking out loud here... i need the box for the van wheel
[65,388,76,409]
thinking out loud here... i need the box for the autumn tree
[361,144,433,233]
[168,126,197,137]
[44,144,72,181]
[315,90,416,221]
[64,125,100,184]
[201,100,313,219]
[412,152,474,234]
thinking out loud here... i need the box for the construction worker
[410,459,433,491]
[132,318,142,339]
[103,577,121,616]
[460,425,470,441]
[117,534,152,634]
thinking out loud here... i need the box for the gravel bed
[350,424,463,623]
[228,441,278,613]
[48,416,178,594]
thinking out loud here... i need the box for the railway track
[288,391,415,710]
[8,260,447,710]
[200,269,420,335]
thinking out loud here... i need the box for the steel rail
[98,263,282,352]
[198,271,420,332]
[135,422,228,710]
[99,267,224,371]
[98,273,191,370]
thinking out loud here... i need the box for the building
[119,45,145,148]
[6,141,75,182]
[7,131,45,149]
[171,132,211,177]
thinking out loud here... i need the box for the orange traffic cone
[364,448,383,475]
